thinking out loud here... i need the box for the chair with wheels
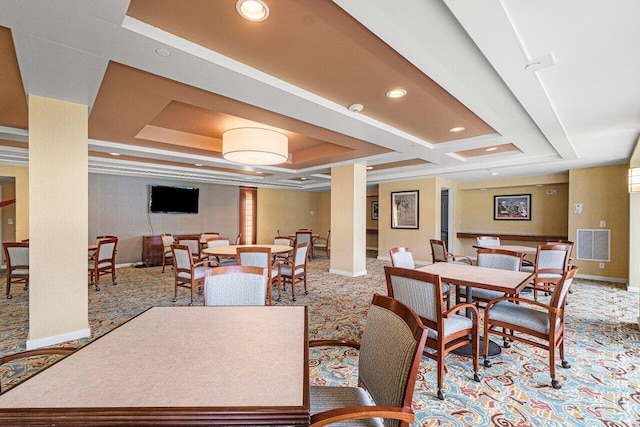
[88,236,117,291]
[236,246,282,304]
[430,239,473,265]
[312,230,330,258]
[3,242,29,299]
[309,293,427,427]
[483,266,579,389]
[203,265,268,306]
[522,243,572,300]
[160,233,174,273]
[280,242,309,301]
[171,243,218,305]
[385,265,481,400]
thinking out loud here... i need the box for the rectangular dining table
[416,262,532,357]
[0,306,310,425]
[473,244,537,256]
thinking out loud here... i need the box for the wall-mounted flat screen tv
[149,185,199,214]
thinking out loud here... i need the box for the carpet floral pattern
[0,255,638,426]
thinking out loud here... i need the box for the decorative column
[330,163,367,276]
[27,94,90,349]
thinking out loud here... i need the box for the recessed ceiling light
[536,184,544,187]
[300,177,307,181]
[485,147,498,152]
[490,172,499,176]
[194,163,203,167]
[348,103,364,113]
[155,48,170,57]
[448,126,465,133]
[366,166,373,170]
[109,152,120,156]
[386,89,407,98]
[236,0,269,21]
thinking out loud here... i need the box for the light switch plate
[600,220,606,227]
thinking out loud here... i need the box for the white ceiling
[0,0,638,190]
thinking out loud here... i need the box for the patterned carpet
[0,254,638,426]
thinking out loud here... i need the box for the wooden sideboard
[141,234,200,267]
[456,232,568,242]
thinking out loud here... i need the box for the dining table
[202,244,293,258]
[0,306,310,425]
[417,261,532,357]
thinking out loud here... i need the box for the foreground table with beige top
[0,306,310,425]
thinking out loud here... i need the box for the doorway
[440,189,452,248]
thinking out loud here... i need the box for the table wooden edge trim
[0,406,311,425]
[416,265,533,294]
[0,305,311,425]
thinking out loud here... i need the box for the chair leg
[483,325,492,368]
[6,279,12,299]
[291,279,296,301]
[472,330,481,382]
[189,284,195,306]
[303,274,308,295]
[437,351,445,400]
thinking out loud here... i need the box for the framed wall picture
[391,190,419,229]
[371,201,379,220]
[494,194,531,220]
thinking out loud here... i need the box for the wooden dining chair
[384,266,481,400]
[203,265,268,306]
[0,348,76,392]
[3,242,29,299]
[88,236,117,291]
[483,266,578,389]
[160,233,174,273]
[389,246,415,268]
[312,230,330,258]
[390,246,452,309]
[176,236,201,262]
[236,246,281,304]
[205,237,235,265]
[273,236,292,262]
[430,239,473,265]
[295,231,313,259]
[170,243,218,306]
[522,243,572,300]
[200,231,219,240]
[457,248,524,306]
[476,235,501,247]
[309,294,427,427]
[280,242,309,301]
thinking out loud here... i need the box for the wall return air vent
[576,229,610,262]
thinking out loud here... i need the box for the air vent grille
[576,229,610,262]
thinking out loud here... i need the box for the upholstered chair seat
[487,301,552,334]
[427,314,473,340]
[310,386,383,427]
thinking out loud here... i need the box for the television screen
[149,185,199,214]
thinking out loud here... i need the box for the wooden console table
[141,234,200,267]
[457,232,568,242]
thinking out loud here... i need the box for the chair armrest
[193,260,219,269]
[449,253,473,265]
[310,405,414,427]
[445,303,479,320]
[309,339,360,350]
[0,347,76,364]
[485,296,557,313]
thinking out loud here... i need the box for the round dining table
[202,244,293,258]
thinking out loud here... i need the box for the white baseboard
[329,268,367,277]
[26,327,90,350]
[366,246,378,250]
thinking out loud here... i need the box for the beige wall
[569,165,629,279]
[256,188,330,244]
[458,182,569,255]
[378,178,438,264]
